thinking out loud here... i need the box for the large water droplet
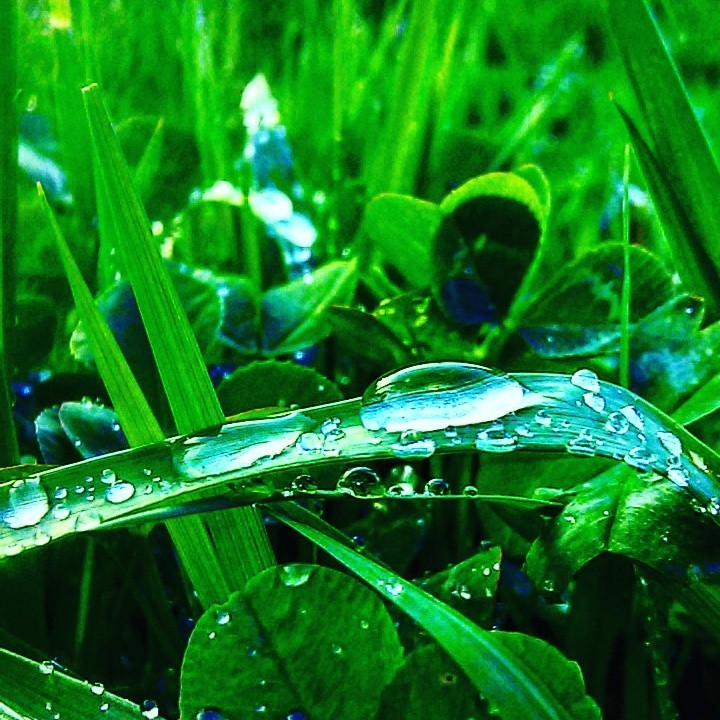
[475,421,518,453]
[424,478,450,496]
[336,467,385,498]
[605,411,630,434]
[360,362,544,432]
[619,405,645,431]
[105,480,135,504]
[279,564,316,587]
[570,368,601,393]
[3,477,49,529]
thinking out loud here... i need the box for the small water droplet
[279,564,315,587]
[619,405,644,430]
[105,481,135,504]
[331,643,343,655]
[196,709,228,720]
[216,610,231,625]
[100,469,116,485]
[100,702,110,712]
[90,682,105,696]
[583,392,606,413]
[534,408,552,427]
[424,478,450,496]
[624,446,657,472]
[52,504,70,521]
[3,477,49,529]
[53,486,68,500]
[658,431,683,456]
[208,631,216,640]
[39,660,54,675]
[254,704,267,713]
[475,421,518,453]
[141,700,159,720]
[667,466,689,488]
[386,483,414,496]
[566,429,597,457]
[571,368,601,393]
[336,467,385,498]
[390,430,436,459]
[605,411,629,434]
[382,579,404,597]
[74,511,102,532]
[296,432,324,452]
[463,485,480,497]
[359,619,370,630]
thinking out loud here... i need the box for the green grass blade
[613,103,720,316]
[270,503,601,720]
[607,0,720,318]
[0,647,163,720]
[37,182,231,606]
[0,0,19,467]
[619,143,631,388]
[82,82,274,595]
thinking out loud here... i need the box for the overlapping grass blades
[81,82,274,605]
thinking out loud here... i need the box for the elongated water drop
[360,362,545,433]
[658,431,682,456]
[570,368,601,393]
[3,477,49,529]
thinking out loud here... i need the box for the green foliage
[4,0,720,718]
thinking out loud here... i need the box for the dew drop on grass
[291,475,318,494]
[583,392,606,413]
[566,429,597,457]
[100,469,116,485]
[105,481,135,504]
[279,564,315,587]
[535,408,552,427]
[331,643,343,655]
[38,660,54,675]
[605,411,630,434]
[53,486,68,500]
[475,421,518,453]
[336,467,385,498]
[215,609,231,625]
[619,405,645,430]
[386,483,414,496]
[3,477,49,529]
[390,431,436,459]
[570,368,601,393]
[667,466,690,488]
[658,431,683,456]
[424,478,450,496]
[100,702,110,712]
[624,446,657,472]
[296,432,323,452]
[463,485,480,497]
[51,504,69,521]
[141,700,160,719]
[74,511,102,532]
[196,709,228,720]
[360,362,544,432]
[90,682,104,696]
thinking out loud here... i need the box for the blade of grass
[82,83,274,595]
[270,502,601,720]
[0,0,20,467]
[37,182,232,607]
[619,143,631,388]
[607,0,720,318]
[613,103,720,317]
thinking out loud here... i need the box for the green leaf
[261,259,357,355]
[361,194,441,288]
[179,564,403,720]
[217,361,342,415]
[607,0,720,317]
[377,644,492,719]
[0,648,156,720]
[271,504,601,720]
[432,172,545,325]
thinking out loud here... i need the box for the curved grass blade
[607,0,720,318]
[270,503,601,720]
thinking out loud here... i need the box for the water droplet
[53,486,68,500]
[475,421,518,453]
[141,700,159,720]
[331,643,343,655]
[3,477,49,529]
[386,483,414,496]
[566,430,597,457]
[90,682,105,696]
[440,672,457,685]
[571,368,600,393]
[583,392,606,413]
[100,469,116,485]
[359,619,370,630]
[51,504,70,521]
[196,709,228,720]
[321,417,345,440]
[296,432,324,452]
[463,485,480,497]
[424,478,450,496]
[254,704,267,714]
[100,702,110,712]
[605,411,629,434]
[624,446,657,472]
[105,481,135,504]
[39,660,54,675]
[336,467,385,498]
[208,631,216,640]
[667,466,689,488]
[658,431,683,456]
[279,564,315,587]
[619,405,644,430]
[390,430,436,459]
[291,475,318,494]
[360,362,544,432]
[216,610,231,625]
[74,511,102,532]
[534,408,552,427]
[381,578,404,597]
